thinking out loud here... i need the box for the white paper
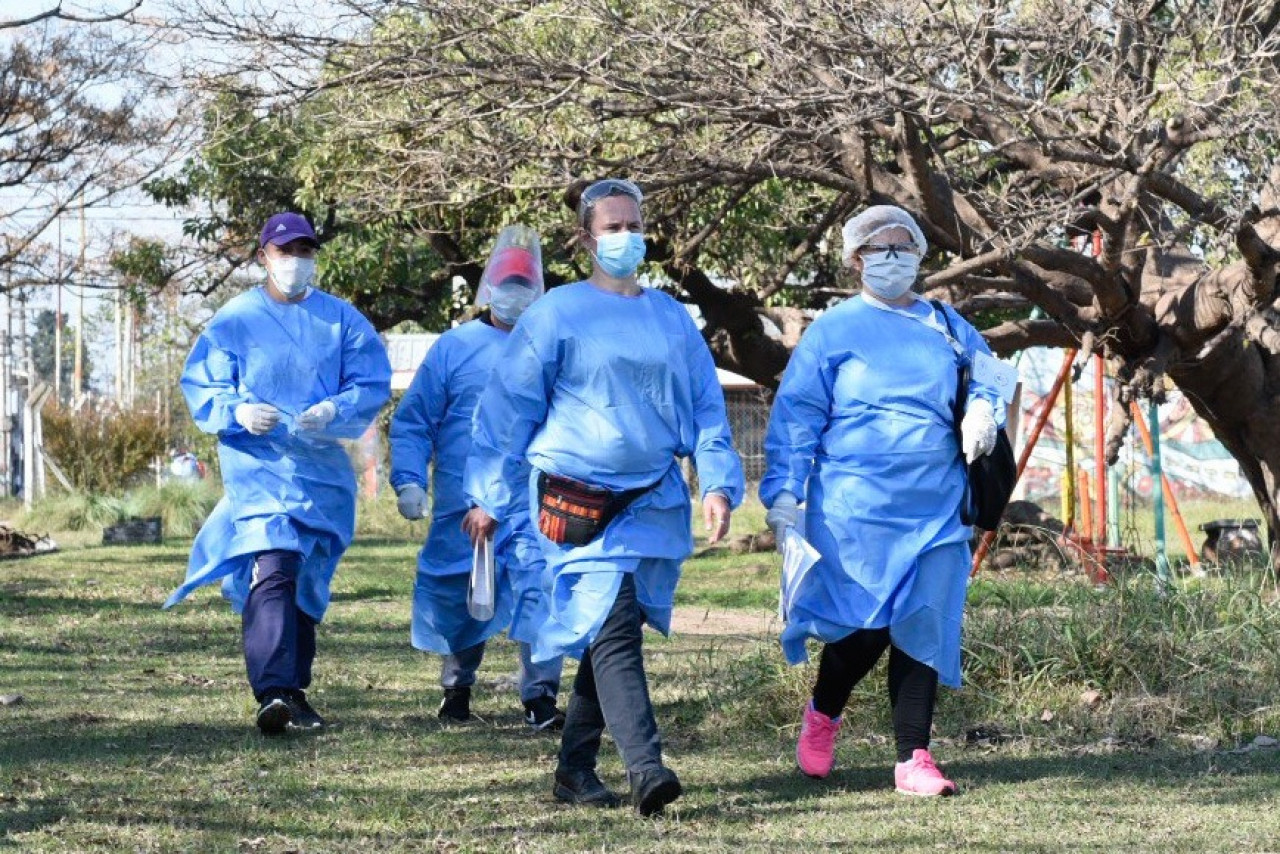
[971,351,1020,404]
[467,536,496,621]
[779,528,820,623]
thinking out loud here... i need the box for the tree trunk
[1168,330,1280,560]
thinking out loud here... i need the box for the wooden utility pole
[126,303,136,407]
[74,195,85,404]
[114,286,123,402]
[54,213,62,404]
[1,255,10,493]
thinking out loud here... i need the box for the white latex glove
[396,484,428,520]
[765,491,800,550]
[298,400,338,432]
[234,403,281,436]
[961,397,998,464]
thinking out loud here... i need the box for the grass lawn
[2,522,1278,851]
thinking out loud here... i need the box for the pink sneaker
[894,749,958,796]
[796,701,841,778]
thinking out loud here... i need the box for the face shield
[475,225,546,324]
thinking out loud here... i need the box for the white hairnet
[840,205,928,261]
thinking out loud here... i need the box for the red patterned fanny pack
[536,473,648,547]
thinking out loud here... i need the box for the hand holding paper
[779,528,820,623]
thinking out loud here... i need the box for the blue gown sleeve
[759,327,836,508]
[465,317,557,520]
[953,309,1007,429]
[180,331,249,436]
[389,342,449,490]
[683,317,745,508]
[323,308,393,439]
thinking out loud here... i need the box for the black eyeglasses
[859,242,920,258]
[580,178,644,205]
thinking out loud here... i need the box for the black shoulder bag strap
[928,300,1018,530]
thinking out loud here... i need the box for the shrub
[24,492,129,531]
[23,480,220,537]
[41,404,167,493]
[692,571,1280,748]
[126,480,221,537]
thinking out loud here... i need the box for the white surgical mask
[489,283,536,325]
[269,256,316,298]
[861,252,919,300]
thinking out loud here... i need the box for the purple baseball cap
[259,212,319,248]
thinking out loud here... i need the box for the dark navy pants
[243,550,316,701]
[557,574,663,775]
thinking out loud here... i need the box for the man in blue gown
[463,179,745,815]
[167,212,391,735]
[389,226,565,730]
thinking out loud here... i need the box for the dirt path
[668,606,779,636]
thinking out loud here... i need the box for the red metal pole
[971,348,1078,575]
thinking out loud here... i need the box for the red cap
[486,246,538,286]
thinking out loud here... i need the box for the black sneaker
[438,686,472,722]
[553,767,621,808]
[629,766,682,817]
[286,689,326,732]
[255,691,292,736]
[523,696,566,732]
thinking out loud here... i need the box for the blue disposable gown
[389,318,548,654]
[166,287,391,620]
[759,294,1003,687]
[465,282,746,661]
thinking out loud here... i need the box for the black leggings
[811,627,938,762]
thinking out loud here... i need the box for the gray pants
[557,573,664,775]
[441,640,563,703]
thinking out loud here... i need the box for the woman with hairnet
[462,179,745,816]
[167,212,392,735]
[389,225,565,731]
[760,205,1002,796]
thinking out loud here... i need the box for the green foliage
[22,491,130,531]
[144,90,305,251]
[108,237,176,307]
[31,310,92,402]
[41,405,168,494]
[123,480,221,537]
[20,480,219,537]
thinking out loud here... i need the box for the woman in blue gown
[463,179,744,815]
[761,205,1003,795]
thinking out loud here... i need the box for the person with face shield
[388,225,566,730]
[167,212,392,735]
[760,205,1003,796]
[462,179,745,816]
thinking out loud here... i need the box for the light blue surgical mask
[861,252,919,300]
[489,283,537,325]
[592,232,646,279]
